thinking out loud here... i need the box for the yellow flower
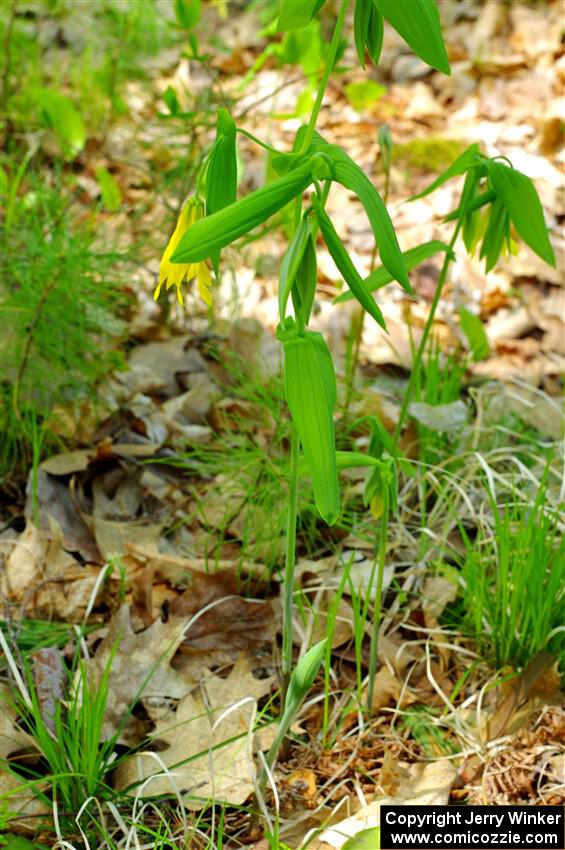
[154,197,212,307]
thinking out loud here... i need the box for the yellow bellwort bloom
[154,197,212,307]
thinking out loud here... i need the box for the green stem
[237,127,282,155]
[366,478,389,712]
[392,220,462,448]
[299,0,349,155]
[281,424,300,697]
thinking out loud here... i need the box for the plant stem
[392,220,462,448]
[299,0,349,155]
[281,424,300,697]
[366,478,389,712]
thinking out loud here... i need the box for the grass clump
[458,479,565,671]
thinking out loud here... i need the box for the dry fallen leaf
[114,654,274,809]
[310,760,457,849]
[85,606,197,739]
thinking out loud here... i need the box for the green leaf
[279,216,312,320]
[172,159,314,263]
[206,109,238,275]
[316,142,411,293]
[313,197,387,330]
[334,240,454,302]
[366,4,384,65]
[35,88,86,159]
[174,0,201,29]
[163,85,180,116]
[410,144,481,201]
[487,161,556,267]
[284,639,327,714]
[278,0,326,31]
[342,827,381,849]
[279,324,340,525]
[479,196,508,272]
[95,167,122,212]
[344,80,386,112]
[353,0,372,67]
[459,306,489,361]
[291,232,317,327]
[373,0,450,74]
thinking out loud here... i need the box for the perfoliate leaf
[487,161,556,267]
[334,240,454,302]
[279,323,340,525]
[459,306,490,361]
[172,159,315,263]
[278,0,326,31]
[373,0,450,74]
[313,197,387,330]
[95,167,122,212]
[410,144,481,201]
[313,141,411,293]
[36,89,86,159]
[206,108,237,275]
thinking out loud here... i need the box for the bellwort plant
[154,0,556,765]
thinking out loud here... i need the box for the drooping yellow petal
[197,263,213,306]
[154,197,214,307]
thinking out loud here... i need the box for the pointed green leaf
[174,0,201,29]
[95,167,122,212]
[172,160,314,263]
[373,0,450,74]
[334,240,454,302]
[366,3,384,65]
[487,161,556,267]
[313,197,387,330]
[444,189,496,223]
[459,306,489,361]
[479,196,508,272]
[206,109,238,275]
[317,143,411,293]
[279,216,311,320]
[36,89,86,159]
[278,0,326,31]
[285,639,327,715]
[291,233,317,326]
[410,144,481,201]
[353,0,372,67]
[279,325,340,525]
